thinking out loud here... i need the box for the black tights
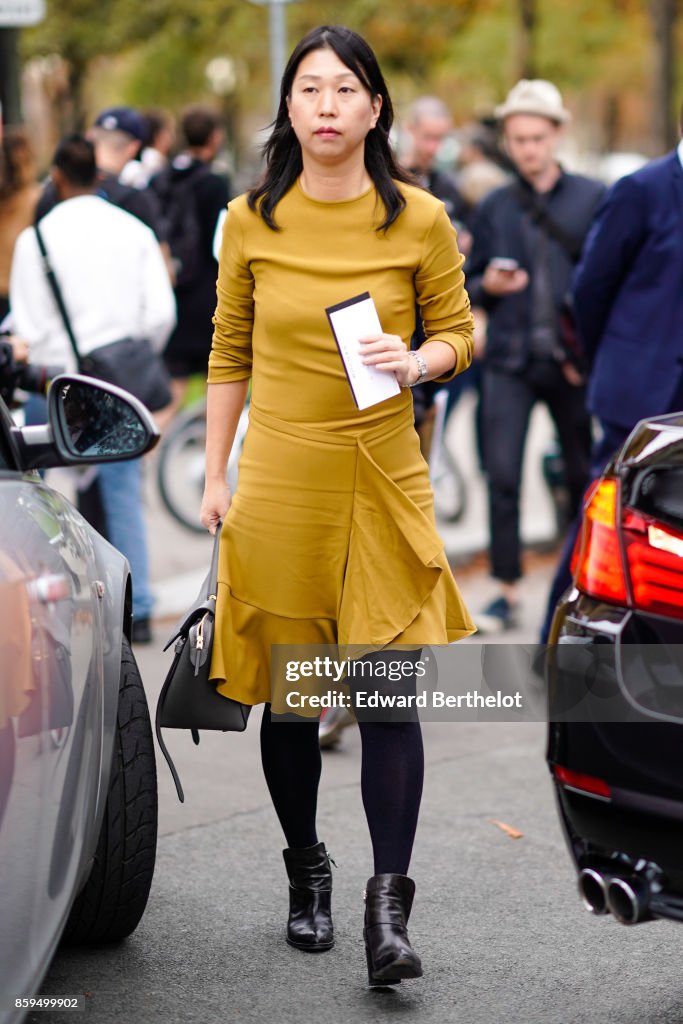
[259,651,424,875]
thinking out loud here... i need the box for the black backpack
[152,161,210,288]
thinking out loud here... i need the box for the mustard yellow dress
[207,179,476,714]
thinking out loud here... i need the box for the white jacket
[10,194,177,372]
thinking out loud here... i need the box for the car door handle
[28,574,72,604]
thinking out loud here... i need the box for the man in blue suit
[575,142,683,453]
[541,117,683,641]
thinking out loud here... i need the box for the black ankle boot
[282,841,335,952]
[363,873,423,986]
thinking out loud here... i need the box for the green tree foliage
[21,0,681,151]
[290,0,478,79]
[23,0,174,123]
[24,0,264,123]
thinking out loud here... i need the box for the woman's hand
[200,478,232,534]
[359,334,418,387]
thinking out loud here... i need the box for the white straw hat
[494,79,571,124]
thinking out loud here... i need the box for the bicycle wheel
[157,402,249,533]
[157,409,208,533]
[431,444,467,524]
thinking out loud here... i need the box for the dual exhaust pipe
[578,867,654,925]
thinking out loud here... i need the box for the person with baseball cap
[91,106,148,194]
[36,106,166,244]
[92,105,147,147]
[466,80,605,632]
[87,107,167,239]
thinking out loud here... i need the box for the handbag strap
[206,521,223,599]
[34,223,83,368]
[154,653,186,802]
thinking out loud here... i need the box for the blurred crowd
[1,74,681,686]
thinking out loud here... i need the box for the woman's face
[287,48,382,168]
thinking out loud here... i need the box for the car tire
[61,637,158,946]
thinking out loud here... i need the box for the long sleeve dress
[207,179,477,714]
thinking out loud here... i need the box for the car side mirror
[49,376,160,461]
[11,375,160,470]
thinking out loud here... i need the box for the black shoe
[363,874,423,987]
[282,841,335,952]
[131,617,152,644]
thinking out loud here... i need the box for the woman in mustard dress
[200,25,475,987]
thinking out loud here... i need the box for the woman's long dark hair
[248,25,416,232]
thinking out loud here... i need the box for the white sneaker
[319,706,356,749]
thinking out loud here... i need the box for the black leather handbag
[78,336,172,412]
[155,523,252,802]
[34,223,172,412]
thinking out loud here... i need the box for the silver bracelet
[402,350,428,388]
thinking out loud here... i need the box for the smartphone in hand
[488,257,520,274]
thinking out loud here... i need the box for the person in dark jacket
[540,112,683,642]
[150,105,231,410]
[402,96,473,441]
[466,79,605,631]
[405,96,470,242]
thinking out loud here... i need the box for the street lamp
[246,0,298,118]
[205,56,239,98]
[0,0,46,123]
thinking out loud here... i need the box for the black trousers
[482,359,591,583]
[260,649,424,875]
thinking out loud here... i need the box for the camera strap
[34,224,83,370]
[512,183,584,263]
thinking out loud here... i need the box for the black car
[547,411,683,927]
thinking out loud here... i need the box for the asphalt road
[25,408,683,1024]
[28,609,683,1024]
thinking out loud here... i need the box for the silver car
[0,375,160,1023]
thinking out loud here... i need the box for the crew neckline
[295,177,375,206]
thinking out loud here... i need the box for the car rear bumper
[547,589,683,921]
[552,778,683,912]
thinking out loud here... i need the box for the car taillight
[552,764,611,799]
[622,509,683,620]
[573,474,683,619]
[574,478,628,604]
[570,479,600,577]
